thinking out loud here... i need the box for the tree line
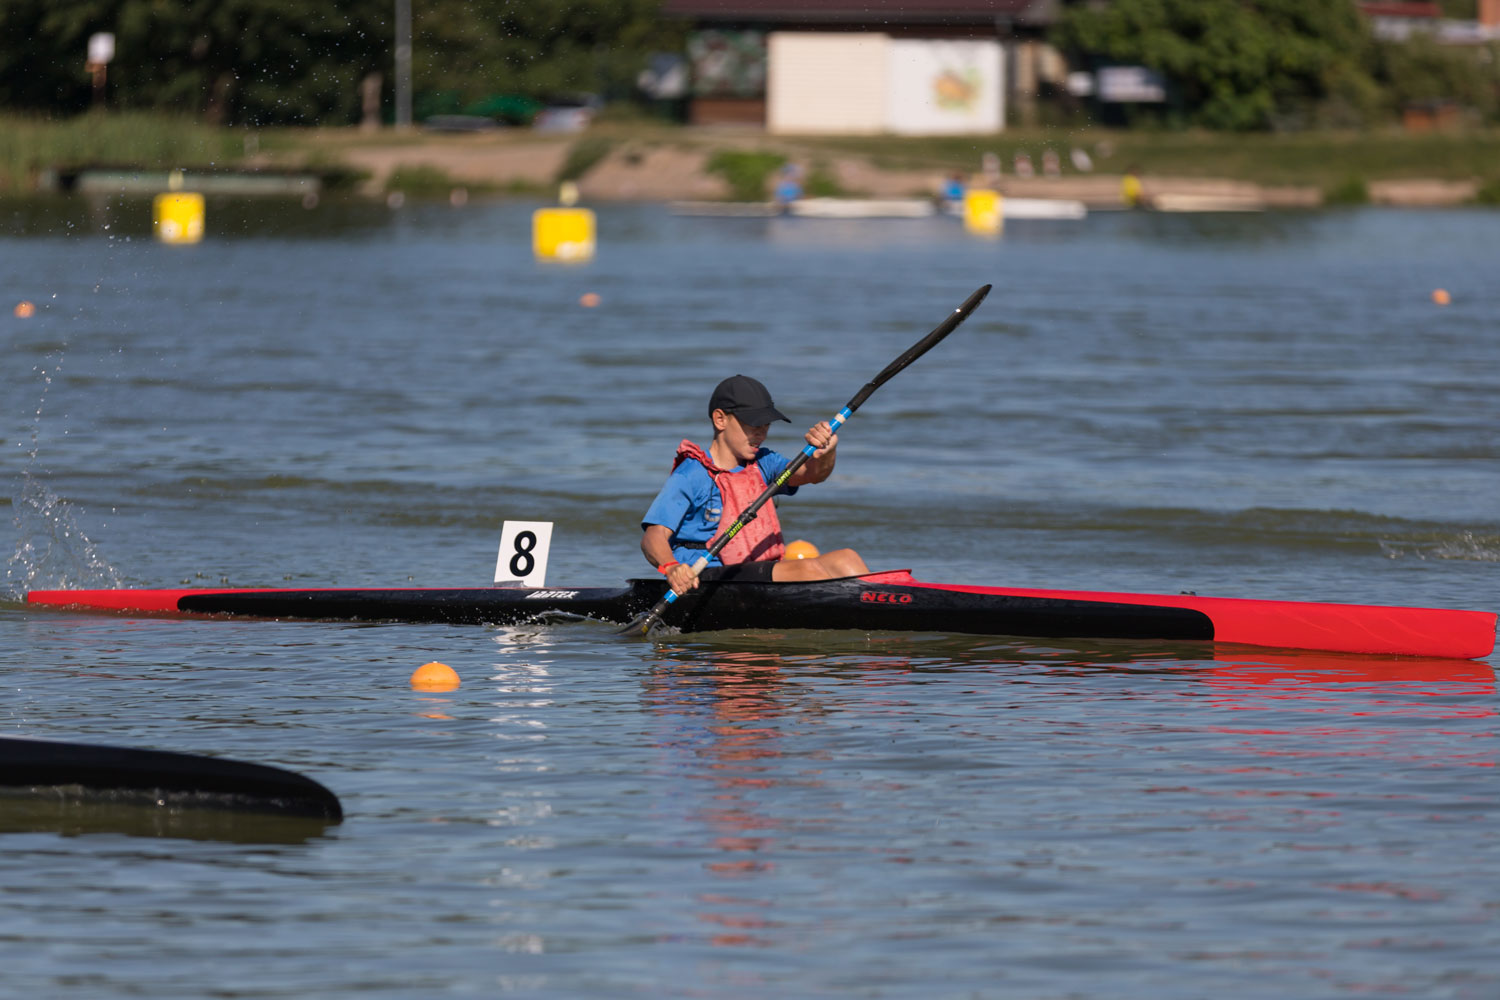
[1053,0,1500,130]
[1,0,1495,130]
[0,0,673,126]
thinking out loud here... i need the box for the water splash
[1430,532,1500,562]
[1379,531,1500,563]
[6,355,122,598]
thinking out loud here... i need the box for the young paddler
[641,374,869,595]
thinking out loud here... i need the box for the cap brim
[733,405,790,425]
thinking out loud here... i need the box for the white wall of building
[767,32,889,135]
[768,32,1005,135]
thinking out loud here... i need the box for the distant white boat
[788,197,936,218]
[1150,193,1264,213]
[671,199,934,218]
[1000,197,1088,220]
[670,195,1089,221]
[940,197,1088,220]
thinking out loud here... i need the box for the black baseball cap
[709,374,789,425]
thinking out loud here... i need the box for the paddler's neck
[709,436,746,470]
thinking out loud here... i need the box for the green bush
[1474,177,1500,205]
[1051,0,1378,131]
[1324,174,1369,205]
[706,150,785,201]
[1374,36,1499,122]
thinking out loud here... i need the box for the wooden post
[86,62,106,107]
[361,73,383,132]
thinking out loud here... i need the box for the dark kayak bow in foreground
[27,570,1497,659]
[0,736,343,822]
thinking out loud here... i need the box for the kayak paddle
[0,736,344,822]
[622,282,992,637]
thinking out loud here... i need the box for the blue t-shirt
[642,449,798,567]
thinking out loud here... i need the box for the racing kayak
[0,736,343,821]
[26,570,1497,659]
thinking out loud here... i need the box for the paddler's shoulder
[754,446,788,469]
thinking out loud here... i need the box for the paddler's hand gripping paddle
[621,283,992,637]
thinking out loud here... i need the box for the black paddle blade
[0,737,343,822]
[617,607,678,637]
[848,283,991,410]
[617,614,653,636]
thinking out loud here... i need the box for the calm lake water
[2,196,1497,998]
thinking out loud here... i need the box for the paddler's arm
[642,523,699,595]
[786,420,838,486]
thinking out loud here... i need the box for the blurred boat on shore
[671,195,1087,220]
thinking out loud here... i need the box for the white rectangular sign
[494,521,553,588]
[88,33,115,65]
[1097,66,1167,103]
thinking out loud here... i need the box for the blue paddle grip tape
[800,408,853,458]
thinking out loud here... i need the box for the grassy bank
[4,113,1500,201]
[768,127,1500,190]
[0,113,247,192]
[294,119,1500,192]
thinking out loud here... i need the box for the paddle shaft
[628,283,992,635]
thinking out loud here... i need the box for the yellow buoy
[410,661,460,692]
[533,207,596,262]
[782,539,820,560]
[962,188,1002,236]
[153,192,205,244]
[1432,288,1451,306]
[14,300,36,318]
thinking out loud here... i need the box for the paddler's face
[714,410,769,464]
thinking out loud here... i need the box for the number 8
[509,531,536,577]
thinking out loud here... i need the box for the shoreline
[285,125,1500,209]
[5,119,1498,208]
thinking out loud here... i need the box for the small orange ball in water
[1432,288,1451,306]
[410,661,460,691]
[782,539,820,560]
[579,292,601,308]
[14,300,36,318]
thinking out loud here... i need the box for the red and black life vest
[673,439,786,564]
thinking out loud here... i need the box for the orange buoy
[782,539,820,560]
[580,292,601,308]
[14,300,35,318]
[410,661,460,691]
[1432,288,1451,306]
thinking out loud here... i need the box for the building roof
[662,0,1052,26]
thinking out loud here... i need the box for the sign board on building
[688,30,766,98]
[885,39,1003,136]
[87,32,115,65]
[1097,66,1166,103]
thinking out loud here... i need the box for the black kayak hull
[27,570,1497,658]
